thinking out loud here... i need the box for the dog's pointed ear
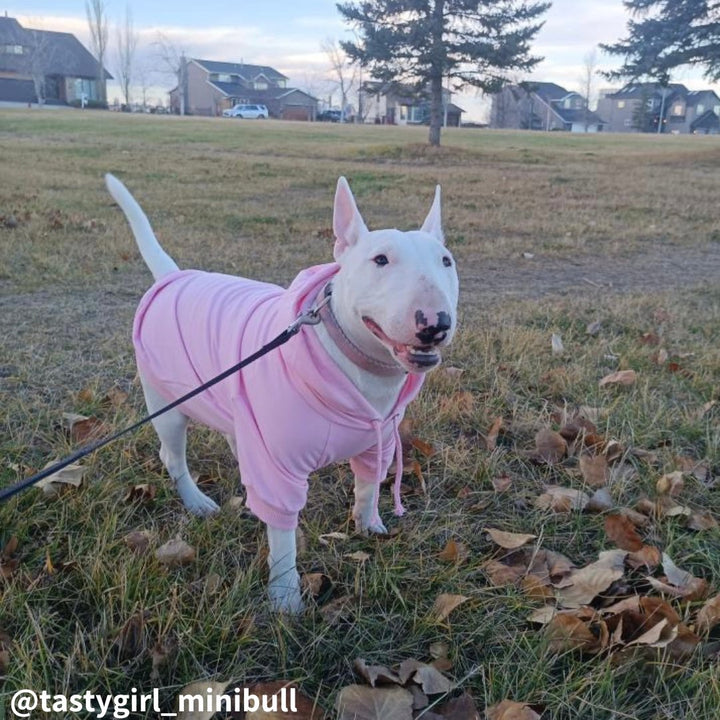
[420,185,444,244]
[333,176,368,261]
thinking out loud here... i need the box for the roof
[529,82,570,102]
[555,107,605,125]
[0,16,111,79]
[209,81,317,103]
[608,82,689,100]
[691,109,720,131]
[685,89,720,107]
[193,59,287,82]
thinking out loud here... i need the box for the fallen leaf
[586,320,602,336]
[36,461,86,496]
[687,511,719,531]
[397,659,452,694]
[113,611,146,662]
[344,551,371,563]
[62,412,109,443]
[486,699,542,720]
[604,514,644,552]
[175,680,230,720]
[534,429,568,464]
[431,692,480,719]
[226,496,245,511]
[646,553,710,601]
[124,484,157,504]
[556,550,627,608]
[579,453,609,488]
[335,684,413,720]
[301,573,331,598]
[483,560,525,587]
[318,594,355,625]
[656,471,684,497]
[155,538,196,567]
[102,386,129,407]
[442,366,464,379]
[246,680,323,718]
[485,528,536,550]
[534,485,590,512]
[0,630,11,675]
[586,487,614,513]
[545,613,603,654]
[599,370,637,388]
[491,474,512,492]
[438,539,469,564]
[485,417,504,451]
[666,624,701,661]
[123,530,152,555]
[318,531,349,545]
[432,593,470,622]
[651,348,669,365]
[353,658,401,687]
[626,544,661,571]
[696,594,720,635]
[640,331,660,346]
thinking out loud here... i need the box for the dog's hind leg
[139,373,220,516]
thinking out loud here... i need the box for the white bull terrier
[105,173,459,612]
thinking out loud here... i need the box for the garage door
[281,106,311,121]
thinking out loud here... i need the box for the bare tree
[579,49,598,132]
[136,60,152,111]
[321,38,357,121]
[155,32,188,115]
[116,4,138,107]
[86,0,109,104]
[24,28,55,105]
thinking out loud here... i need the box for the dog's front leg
[267,525,303,613]
[353,478,388,535]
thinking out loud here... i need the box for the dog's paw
[269,580,304,614]
[180,486,221,517]
[353,512,387,536]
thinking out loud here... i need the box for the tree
[116,4,138,107]
[337,0,550,146]
[322,38,357,121]
[579,49,598,132]
[85,0,109,104]
[155,33,188,115]
[602,0,720,82]
[24,27,57,105]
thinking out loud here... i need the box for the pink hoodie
[133,263,424,530]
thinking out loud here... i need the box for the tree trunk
[428,73,443,146]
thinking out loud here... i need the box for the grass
[1,109,719,719]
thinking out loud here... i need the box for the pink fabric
[133,263,424,530]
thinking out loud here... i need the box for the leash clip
[287,288,332,333]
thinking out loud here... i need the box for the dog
[105,173,459,612]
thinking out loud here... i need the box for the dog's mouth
[362,317,441,372]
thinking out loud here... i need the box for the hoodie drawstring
[391,415,405,517]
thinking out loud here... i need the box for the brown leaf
[486,699,542,720]
[62,412,109,444]
[335,684,413,720]
[123,530,152,555]
[485,417,503,451]
[246,680,323,718]
[0,629,11,676]
[656,471,684,497]
[301,573,332,598]
[599,369,637,388]
[556,550,627,608]
[586,487,614,514]
[155,538,196,567]
[604,514,644,552]
[353,658,401,687]
[124,484,157,504]
[432,593,470,622]
[431,692,480,719]
[318,531,349,545]
[687,511,719,532]
[102,386,129,407]
[666,624,701,661]
[545,613,604,654]
[483,559,525,587]
[534,429,567,464]
[113,611,147,662]
[696,594,720,635]
[491,474,512,493]
[646,553,710,601]
[397,659,452,694]
[535,486,590,513]
[438,539,469,564]
[175,680,230,720]
[344,551,371,563]
[579,453,609,488]
[36,461,86,496]
[485,528,537,550]
[626,544,661,571]
[0,536,19,580]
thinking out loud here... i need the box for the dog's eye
[373,254,389,267]
[442,256,453,267]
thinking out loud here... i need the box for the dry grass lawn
[1,109,719,719]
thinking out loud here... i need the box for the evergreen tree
[337,0,550,146]
[602,0,720,82]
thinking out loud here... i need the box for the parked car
[317,109,342,122]
[222,104,269,119]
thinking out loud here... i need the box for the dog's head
[330,177,459,374]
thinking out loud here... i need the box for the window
[671,103,684,116]
[696,104,705,114]
[74,78,97,101]
[254,81,268,90]
[217,73,232,82]
[715,105,720,115]
[400,105,408,120]
[617,100,625,109]
[0,44,23,54]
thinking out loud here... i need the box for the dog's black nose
[415,311,452,345]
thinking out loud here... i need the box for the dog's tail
[105,173,179,280]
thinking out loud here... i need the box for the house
[596,83,720,134]
[358,81,464,127]
[0,14,111,107]
[490,82,605,132]
[169,58,318,120]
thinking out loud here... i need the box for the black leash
[0,304,327,504]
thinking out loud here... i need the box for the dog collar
[316,284,406,377]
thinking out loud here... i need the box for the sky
[8,0,719,120]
